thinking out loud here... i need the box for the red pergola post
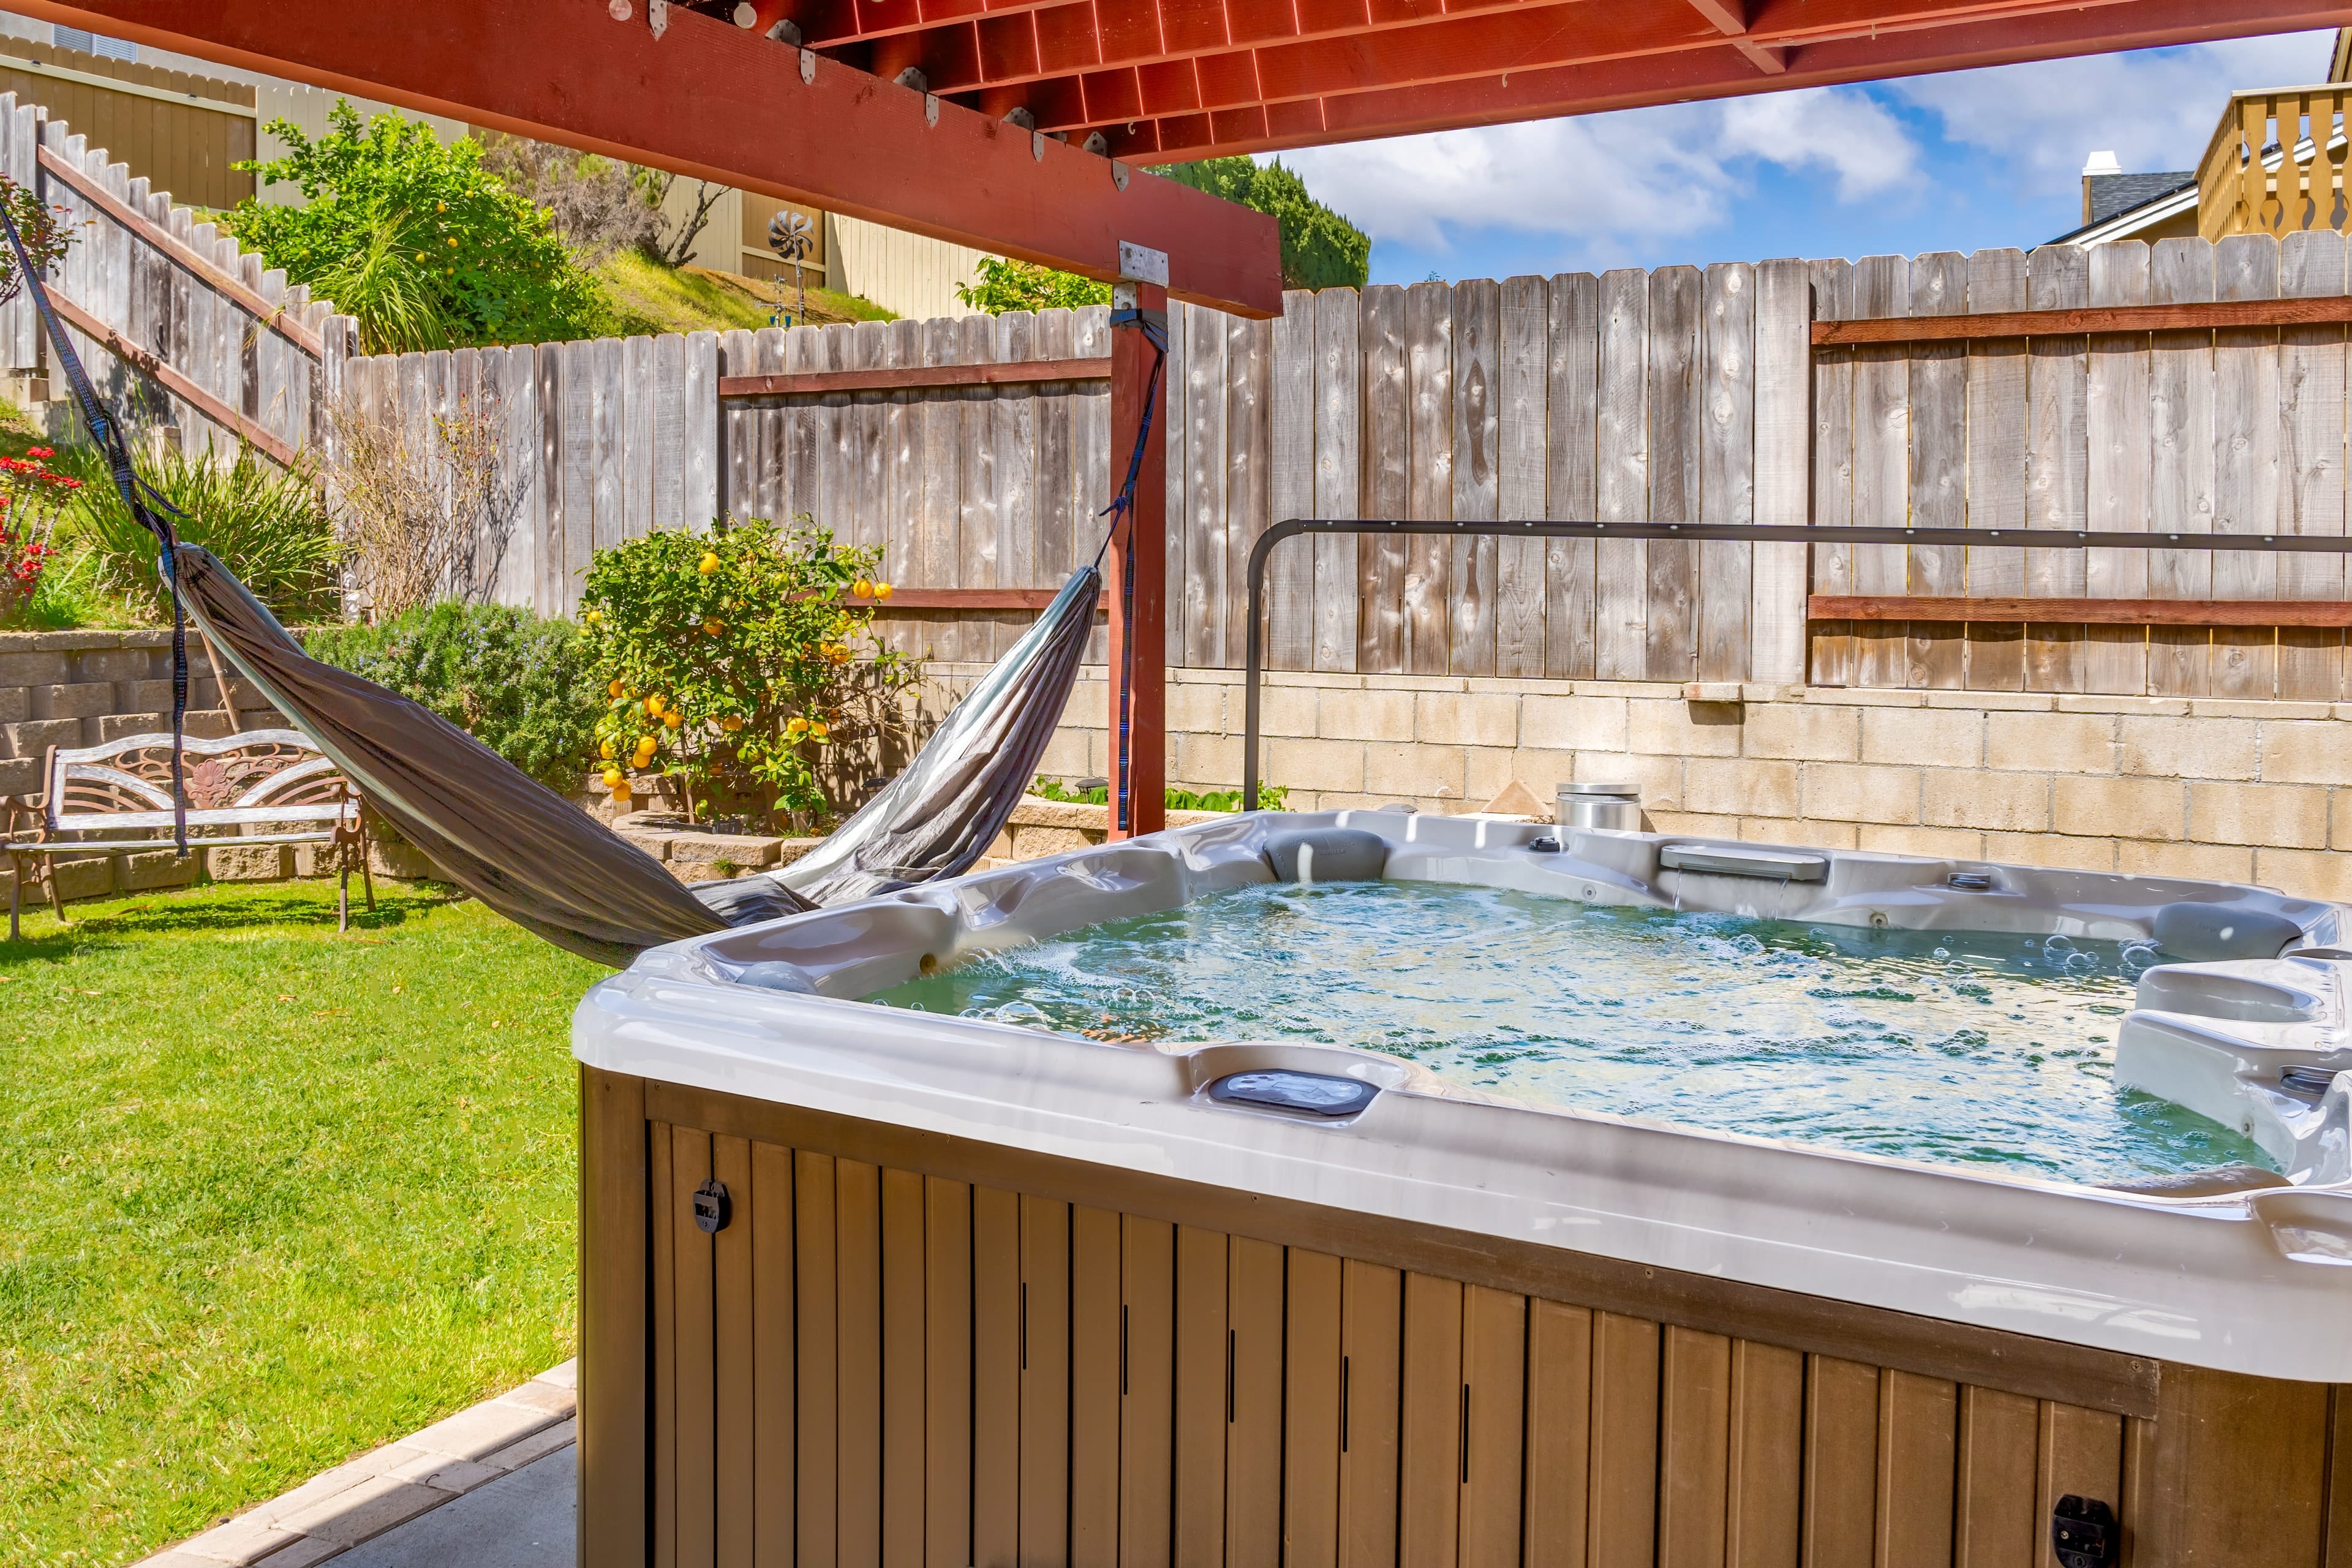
[1105,262,1168,842]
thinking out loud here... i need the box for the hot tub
[573,810,2352,1568]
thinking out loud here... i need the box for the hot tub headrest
[733,960,820,994]
[2152,901,2305,962]
[1263,827,1389,884]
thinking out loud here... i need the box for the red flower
[26,446,51,458]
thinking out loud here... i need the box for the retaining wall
[995,663,2352,902]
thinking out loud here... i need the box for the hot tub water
[873,880,2275,1183]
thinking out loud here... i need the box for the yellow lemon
[599,737,616,760]
[608,678,627,699]
[721,715,744,733]
[646,694,666,717]
[601,766,624,789]
[698,551,720,576]
[786,715,809,735]
[810,720,830,740]
[612,778,633,801]
[703,619,723,636]
[584,608,602,625]
[851,578,873,598]
[873,581,893,600]
[662,710,683,729]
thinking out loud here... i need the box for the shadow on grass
[0,881,470,966]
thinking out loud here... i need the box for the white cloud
[1890,30,2335,181]
[1719,88,1917,199]
[1281,86,1911,262]
[1275,105,1733,258]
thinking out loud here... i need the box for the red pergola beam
[7,0,1283,317]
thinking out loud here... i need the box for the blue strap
[0,192,191,853]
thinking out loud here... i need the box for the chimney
[2082,150,2123,225]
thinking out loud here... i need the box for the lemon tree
[579,518,914,825]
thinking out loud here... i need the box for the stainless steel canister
[1556,781,1642,834]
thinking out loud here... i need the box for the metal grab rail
[1240,517,2352,811]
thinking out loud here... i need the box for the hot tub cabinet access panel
[578,1066,2351,1568]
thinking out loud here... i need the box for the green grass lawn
[0,881,605,1567]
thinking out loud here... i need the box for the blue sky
[1275,29,2336,285]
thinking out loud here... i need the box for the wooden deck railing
[2198,85,2352,241]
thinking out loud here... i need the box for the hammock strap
[1095,304,1167,838]
[0,195,192,853]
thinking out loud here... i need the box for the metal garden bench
[2,728,374,938]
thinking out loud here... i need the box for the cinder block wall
[959,663,2352,902]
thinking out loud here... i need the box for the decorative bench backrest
[45,729,356,835]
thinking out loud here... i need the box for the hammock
[0,206,1139,968]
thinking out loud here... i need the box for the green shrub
[59,442,342,625]
[1030,775,1289,813]
[955,256,1110,315]
[1147,157,1370,291]
[227,101,608,352]
[579,518,918,826]
[305,602,600,791]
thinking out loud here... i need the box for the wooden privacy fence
[0,91,343,468]
[345,232,2352,698]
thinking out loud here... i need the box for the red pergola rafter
[756,0,2351,159]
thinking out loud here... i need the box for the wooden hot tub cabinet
[579,1066,2352,1568]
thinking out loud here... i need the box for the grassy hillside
[597,251,896,336]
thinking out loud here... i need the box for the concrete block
[371,839,439,880]
[2254,846,2352,902]
[1462,746,1517,808]
[663,832,783,868]
[2052,776,2184,842]
[1173,729,1243,785]
[1575,750,1683,812]
[1521,695,1628,753]
[1264,737,1366,793]
[1255,685,1317,738]
[116,849,199,891]
[1860,706,1983,769]
[2117,839,2256,884]
[1856,824,1985,859]
[1036,727,1091,778]
[1741,703,1859,762]
[0,687,26,725]
[0,652,67,685]
[208,844,295,881]
[4,717,81,758]
[2057,695,2191,716]
[2118,717,2258,781]
[89,713,168,745]
[1365,743,1465,803]
[1627,698,1742,757]
[2194,698,2332,721]
[0,755,38,795]
[1801,762,1921,825]
[1926,689,2054,710]
[1922,769,2049,832]
[1318,688,1417,742]
[1983,832,2119,871]
[1985,711,2114,775]
[1682,757,1800,818]
[1815,688,1926,708]
[273,1472,451,1547]
[1164,682,1227,736]
[2185,782,2329,850]
[1646,810,1740,839]
[70,648,155,683]
[30,682,117,720]
[2260,721,2352,786]
[1417,692,1518,750]
[1740,816,1858,850]
[29,855,111,902]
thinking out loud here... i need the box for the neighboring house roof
[2046,174,2196,247]
[2086,170,2197,225]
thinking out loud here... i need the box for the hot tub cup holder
[2247,1186,2352,1266]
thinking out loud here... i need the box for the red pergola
[14,0,2348,836]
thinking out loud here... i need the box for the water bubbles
[2120,939,2160,974]
[1931,946,1951,961]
